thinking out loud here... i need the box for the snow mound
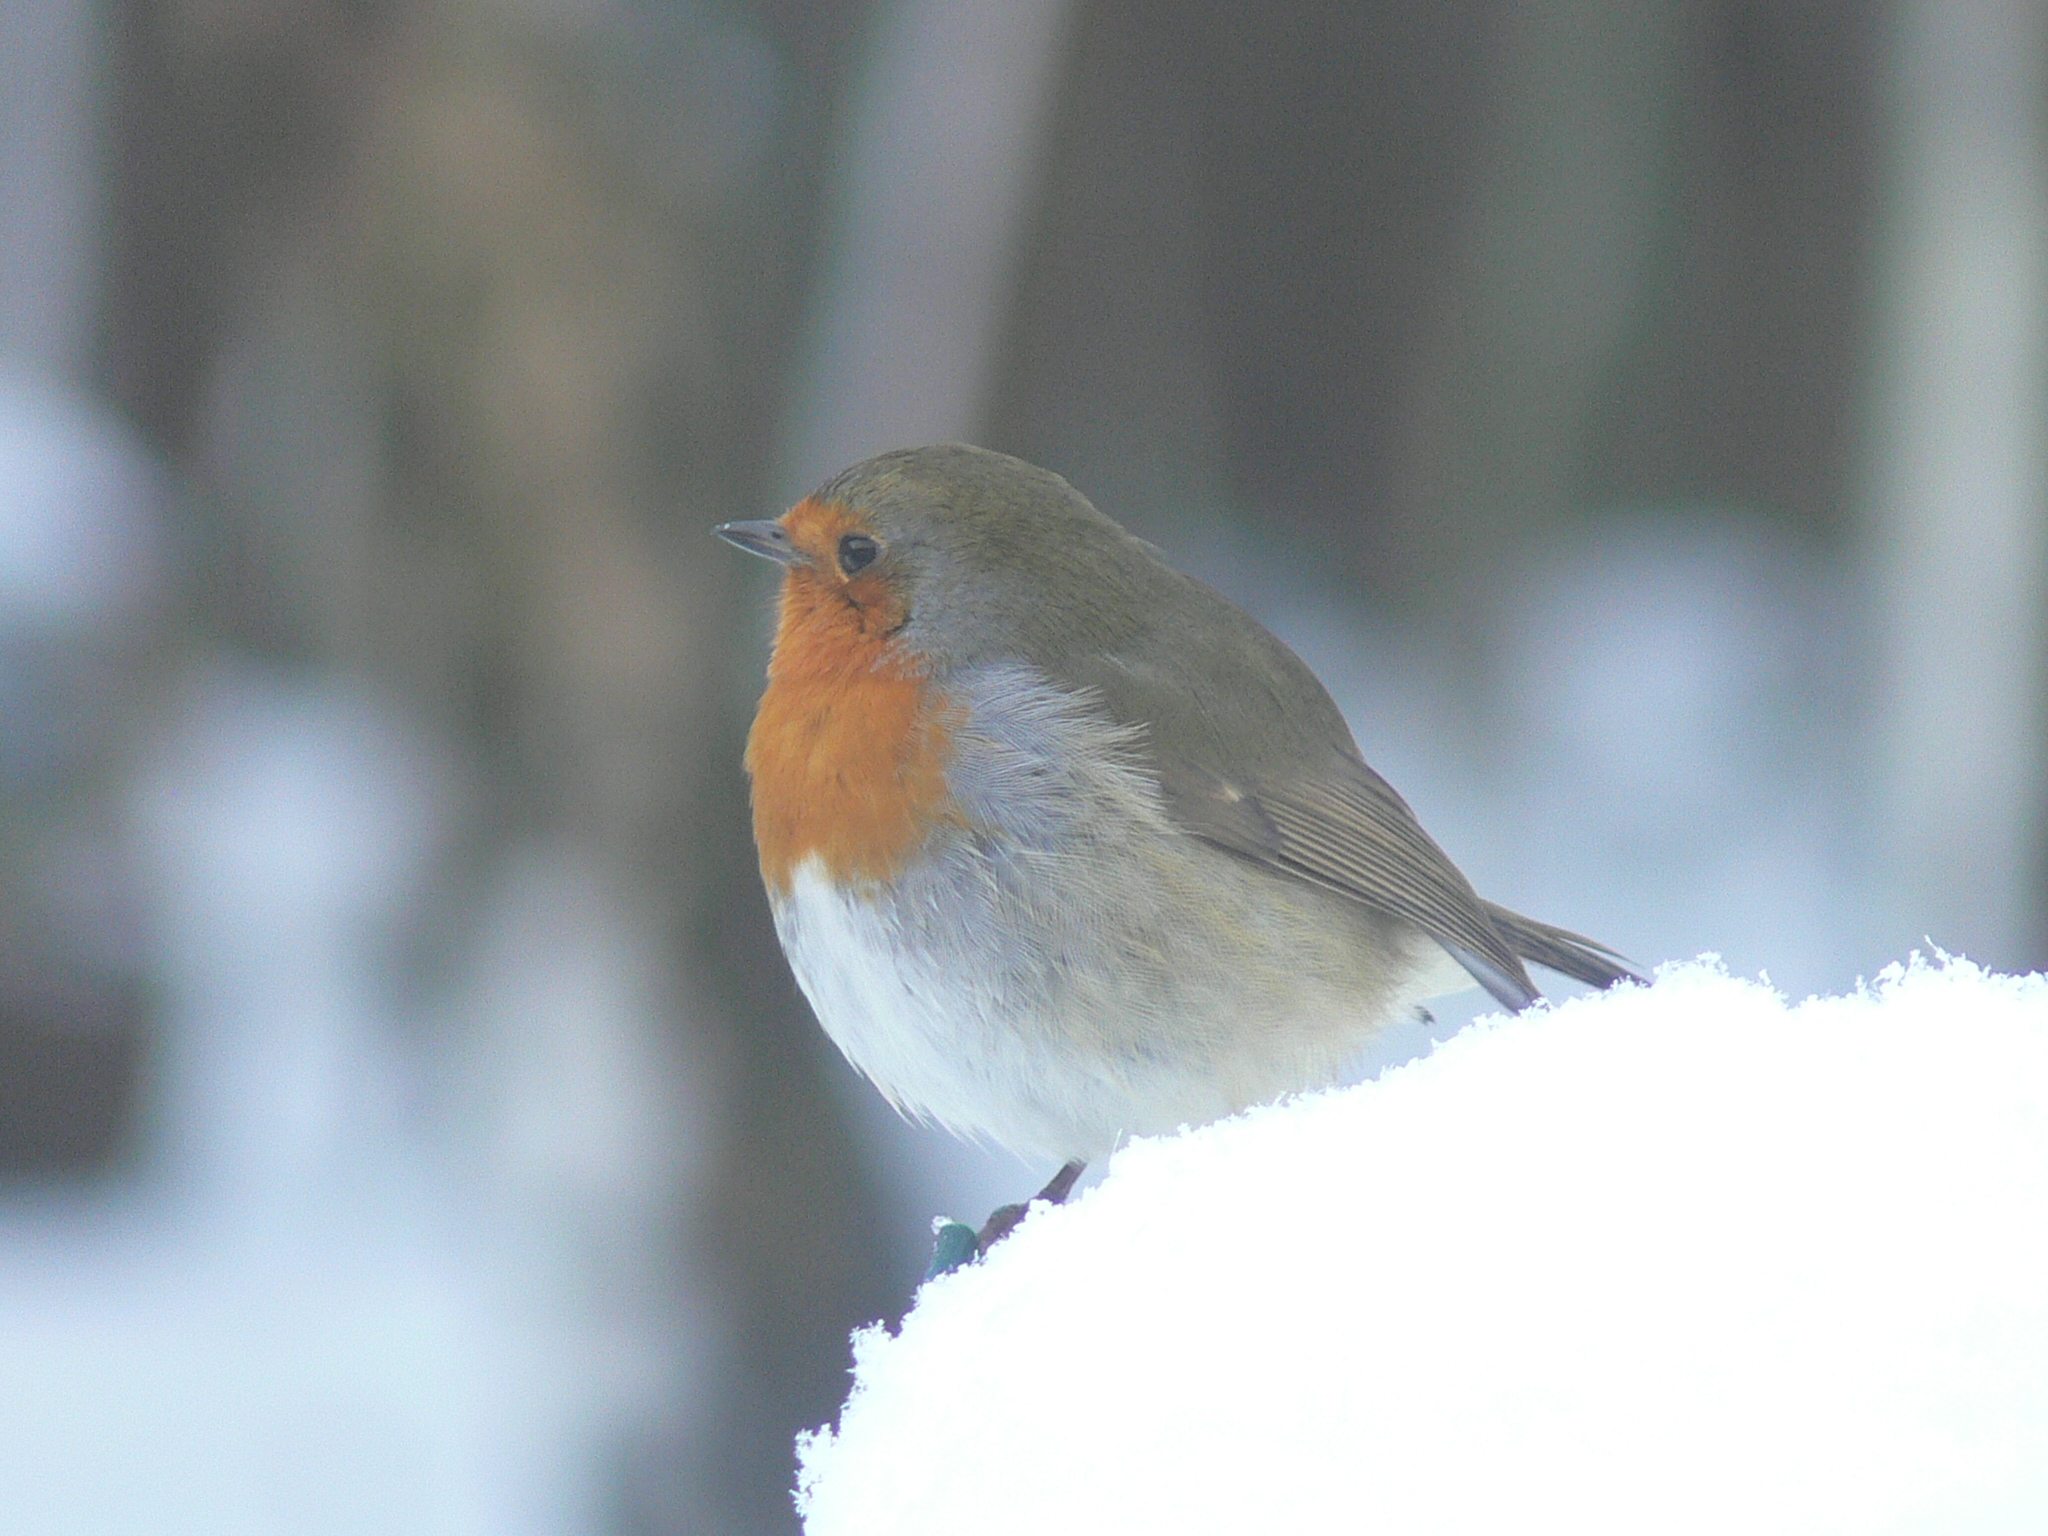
[797,958,2048,1534]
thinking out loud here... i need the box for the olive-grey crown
[814,444,1179,676]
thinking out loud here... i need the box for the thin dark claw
[973,1200,1031,1253]
[1036,1158,1086,1205]
[975,1159,1087,1255]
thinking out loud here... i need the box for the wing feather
[1040,579,1634,1011]
[1171,762,1541,1011]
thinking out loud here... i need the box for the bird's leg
[975,1159,1086,1254]
[922,1160,1088,1281]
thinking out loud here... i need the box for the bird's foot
[922,1160,1086,1280]
[923,1219,981,1280]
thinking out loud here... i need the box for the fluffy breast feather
[767,663,1463,1159]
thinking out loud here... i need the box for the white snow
[797,958,2048,1535]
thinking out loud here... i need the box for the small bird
[719,445,1636,1250]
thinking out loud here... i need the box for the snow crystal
[797,957,2048,1534]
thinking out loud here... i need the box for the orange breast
[744,498,963,893]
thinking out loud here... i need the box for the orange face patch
[745,498,960,892]
[769,496,911,653]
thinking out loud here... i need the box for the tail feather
[1482,901,1643,993]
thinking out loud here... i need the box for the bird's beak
[714,519,806,566]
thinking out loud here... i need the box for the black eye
[837,534,880,575]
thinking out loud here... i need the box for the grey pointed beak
[714,519,806,566]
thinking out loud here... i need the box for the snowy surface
[798,959,2048,1534]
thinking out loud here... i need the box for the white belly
[770,853,1458,1160]
[771,857,1148,1157]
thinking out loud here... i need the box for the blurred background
[1,0,2043,1529]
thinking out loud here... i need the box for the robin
[718,444,1637,1257]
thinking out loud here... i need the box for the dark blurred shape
[99,0,390,458]
[996,0,1878,609]
[1198,0,1502,529]
[0,947,147,1177]
[0,372,169,1179]
[1580,0,1878,545]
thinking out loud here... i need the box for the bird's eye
[837,534,881,575]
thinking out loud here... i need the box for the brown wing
[1162,757,1543,1012]
[1027,555,1637,1010]
[1481,902,1642,992]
